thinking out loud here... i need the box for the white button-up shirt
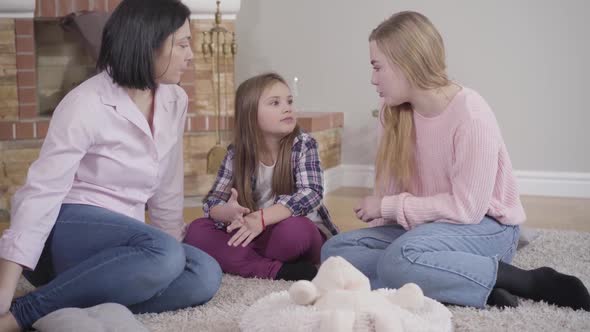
[0,71,188,270]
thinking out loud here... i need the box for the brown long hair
[232,73,300,211]
[370,11,450,193]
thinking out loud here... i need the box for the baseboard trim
[514,170,590,198]
[324,165,590,199]
[324,164,375,193]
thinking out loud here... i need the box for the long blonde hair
[232,73,300,212]
[370,11,450,193]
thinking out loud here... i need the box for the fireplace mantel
[0,0,35,18]
[184,0,241,20]
[0,0,241,19]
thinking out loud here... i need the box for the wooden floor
[1,187,589,233]
[185,187,590,232]
[321,187,590,232]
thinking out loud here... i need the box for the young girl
[184,73,338,281]
[321,11,590,311]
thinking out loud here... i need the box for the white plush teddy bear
[289,256,425,332]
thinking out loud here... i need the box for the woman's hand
[0,259,23,314]
[226,211,264,247]
[354,196,383,222]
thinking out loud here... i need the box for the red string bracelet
[260,208,266,229]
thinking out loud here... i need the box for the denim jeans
[321,216,519,308]
[10,204,222,329]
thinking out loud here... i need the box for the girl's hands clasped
[227,211,264,247]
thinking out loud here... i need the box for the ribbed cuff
[381,194,410,230]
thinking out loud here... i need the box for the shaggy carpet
[16,229,590,331]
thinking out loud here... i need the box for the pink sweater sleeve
[381,119,500,229]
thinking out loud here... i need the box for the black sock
[487,288,519,308]
[496,262,590,311]
[275,261,317,281]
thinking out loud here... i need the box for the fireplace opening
[34,11,108,116]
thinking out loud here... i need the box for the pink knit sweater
[375,87,526,230]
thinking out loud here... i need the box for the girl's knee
[273,217,318,246]
[275,216,316,234]
[185,218,216,234]
[183,218,217,245]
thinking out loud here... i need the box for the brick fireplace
[0,0,343,224]
[1,0,240,139]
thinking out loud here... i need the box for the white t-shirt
[254,162,322,224]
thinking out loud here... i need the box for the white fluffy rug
[16,229,590,331]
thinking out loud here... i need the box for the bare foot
[0,312,20,332]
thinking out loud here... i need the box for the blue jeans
[10,204,222,329]
[321,216,520,308]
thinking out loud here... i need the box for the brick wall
[0,19,46,139]
[0,19,18,123]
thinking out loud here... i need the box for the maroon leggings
[183,216,325,279]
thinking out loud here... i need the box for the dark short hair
[96,0,190,90]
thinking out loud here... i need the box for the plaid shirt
[202,132,339,237]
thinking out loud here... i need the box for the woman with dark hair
[0,1,222,330]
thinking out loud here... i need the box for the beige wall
[235,0,590,173]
